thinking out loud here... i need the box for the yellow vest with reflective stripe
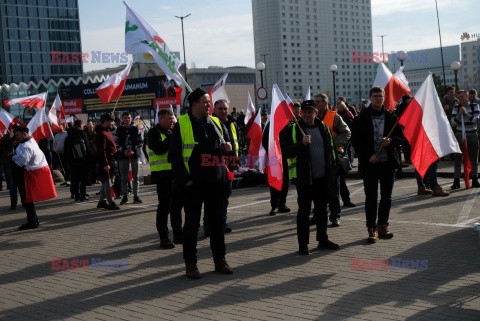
[178,114,197,174]
[210,116,224,136]
[148,131,171,172]
[211,117,239,158]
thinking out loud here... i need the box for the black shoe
[186,264,201,279]
[107,201,120,210]
[224,225,232,233]
[80,196,89,202]
[277,205,291,213]
[269,207,276,216]
[451,179,460,190]
[74,196,81,202]
[120,197,128,205]
[331,219,340,227]
[10,204,16,210]
[472,179,480,188]
[97,200,108,209]
[19,222,39,230]
[299,247,310,255]
[343,201,355,208]
[214,259,234,274]
[133,196,143,204]
[317,239,340,250]
[160,239,175,249]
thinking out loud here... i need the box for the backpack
[71,133,87,160]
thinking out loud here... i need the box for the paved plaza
[1,165,480,320]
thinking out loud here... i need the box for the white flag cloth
[169,105,177,123]
[3,92,47,109]
[95,61,132,104]
[124,1,190,91]
[48,94,65,131]
[245,91,256,125]
[208,72,230,114]
[305,86,311,100]
[393,66,412,94]
[27,107,52,143]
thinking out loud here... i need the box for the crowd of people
[1,84,479,279]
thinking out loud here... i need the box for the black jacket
[115,124,143,159]
[147,124,172,182]
[168,112,228,188]
[212,113,239,170]
[280,118,337,185]
[64,126,91,165]
[351,106,401,173]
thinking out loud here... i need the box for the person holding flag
[168,88,233,279]
[116,112,143,205]
[147,108,183,249]
[450,90,480,189]
[11,125,56,230]
[281,100,340,255]
[95,113,120,210]
[351,87,401,244]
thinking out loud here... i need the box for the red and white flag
[245,92,256,125]
[0,118,6,137]
[65,116,74,125]
[0,109,25,134]
[208,72,229,115]
[247,109,263,169]
[12,138,56,203]
[27,107,52,143]
[3,92,47,109]
[286,94,295,108]
[267,84,295,190]
[461,115,472,189]
[95,60,132,104]
[372,62,411,111]
[128,157,134,181]
[399,74,460,178]
[48,94,66,133]
[108,172,115,198]
[393,66,412,94]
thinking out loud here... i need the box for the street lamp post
[377,34,387,62]
[396,50,408,67]
[450,61,461,89]
[330,64,338,104]
[257,62,266,109]
[174,13,191,83]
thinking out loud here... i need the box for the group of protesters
[1,83,479,279]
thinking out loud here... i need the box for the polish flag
[461,115,472,189]
[65,116,74,125]
[48,94,66,133]
[247,109,263,169]
[373,62,411,111]
[95,60,133,104]
[13,138,56,203]
[27,107,52,143]
[399,74,460,178]
[305,86,311,100]
[108,172,115,198]
[0,109,25,134]
[0,118,6,137]
[3,92,47,109]
[245,92,256,125]
[267,84,295,190]
[208,72,229,115]
[128,157,134,181]
[286,94,295,108]
[393,66,412,94]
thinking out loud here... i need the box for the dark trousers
[156,178,182,240]
[339,174,350,203]
[183,183,226,265]
[4,166,18,206]
[70,164,88,198]
[87,156,97,184]
[269,158,289,208]
[204,179,232,231]
[296,177,328,248]
[17,171,38,224]
[363,162,395,228]
[328,176,341,220]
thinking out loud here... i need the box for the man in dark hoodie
[95,113,120,210]
[64,120,91,201]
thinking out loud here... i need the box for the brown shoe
[367,228,378,244]
[214,260,233,274]
[432,185,449,197]
[418,185,432,195]
[378,224,393,239]
[185,264,201,279]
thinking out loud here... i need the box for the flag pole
[112,96,121,115]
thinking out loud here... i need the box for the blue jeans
[363,162,395,228]
[415,161,438,187]
[4,166,18,206]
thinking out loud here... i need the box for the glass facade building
[0,0,82,85]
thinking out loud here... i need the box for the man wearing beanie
[169,88,233,279]
[281,100,340,255]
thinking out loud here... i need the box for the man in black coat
[351,87,401,244]
[281,100,340,255]
[64,120,91,201]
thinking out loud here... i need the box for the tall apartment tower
[252,0,374,107]
[0,0,82,85]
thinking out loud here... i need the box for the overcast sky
[80,0,480,72]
